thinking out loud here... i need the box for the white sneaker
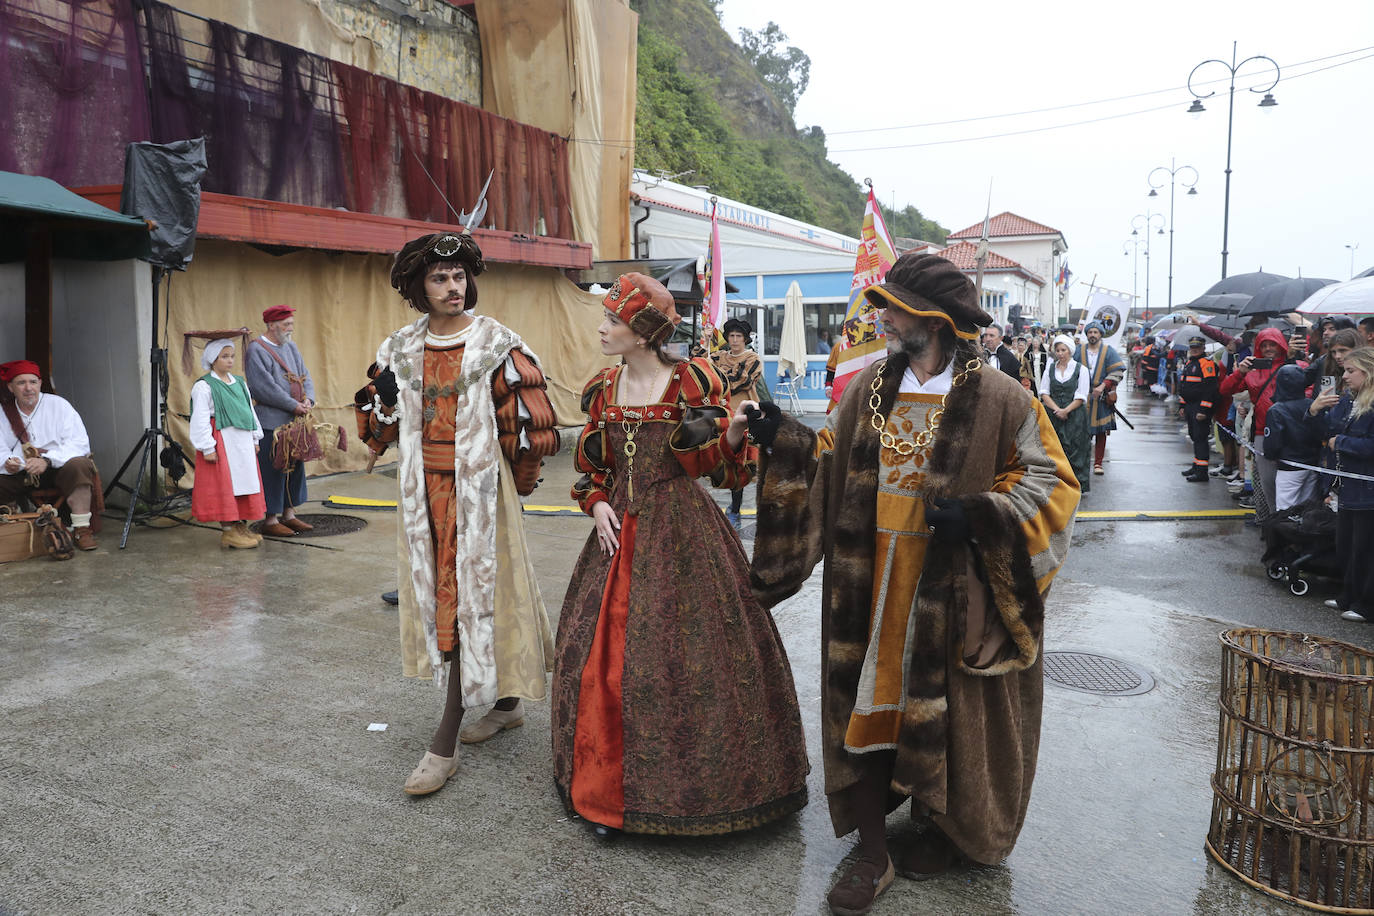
[1325,599,1341,609]
[1341,610,1368,622]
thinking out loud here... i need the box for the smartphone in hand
[1321,375,1337,393]
[1250,357,1274,370]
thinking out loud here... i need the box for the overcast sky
[719,0,1374,315]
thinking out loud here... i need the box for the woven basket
[1207,629,1374,913]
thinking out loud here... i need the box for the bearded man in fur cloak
[746,253,1080,915]
[354,232,560,797]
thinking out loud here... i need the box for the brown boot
[235,521,263,544]
[826,856,894,916]
[72,526,98,551]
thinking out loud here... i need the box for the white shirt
[1041,360,1091,403]
[1,393,91,467]
[899,359,955,395]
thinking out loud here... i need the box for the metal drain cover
[254,514,368,538]
[1043,651,1154,696]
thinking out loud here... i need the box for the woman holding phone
[1220,327,1300,520]
[1307,347,1374,622]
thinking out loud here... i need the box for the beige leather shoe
[459,701,525,744]
[403,750,458,796]
[235,521,263,544]
[221,527,259,549]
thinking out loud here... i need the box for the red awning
[74,186,591,271]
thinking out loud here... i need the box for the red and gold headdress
[604,272,680,346]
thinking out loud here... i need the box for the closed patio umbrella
[778,281,808,379]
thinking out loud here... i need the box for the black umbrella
[1201,270,1291,297]
[1183,292,1252,315]
[1237,277,1338,317]
[1202,313,1248,332]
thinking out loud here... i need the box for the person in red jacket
[1219,327,1302,519]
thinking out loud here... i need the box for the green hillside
[629,0,946,243]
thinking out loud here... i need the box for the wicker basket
[1207,629,1374,913]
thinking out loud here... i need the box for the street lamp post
[1123,237,1146,320]
[1132,212,1166,316]
[1346,243,1360,280]
[1147,158,1198,316]
[1187,42,1280,280]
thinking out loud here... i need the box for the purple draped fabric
[0,0,151,185]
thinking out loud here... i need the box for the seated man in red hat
[0,360,101,550]
[245,303,316,537]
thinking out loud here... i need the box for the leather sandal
[826,855,894,916]
[282,516,313,532]
[897,828,964,880]
[459,701,525,744]
[403,750,458,796]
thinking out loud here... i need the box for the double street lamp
[1131,212,1166,317]
[1147,158,1198,313]
[1123,237,1146,320]
[1187,42,1280,280]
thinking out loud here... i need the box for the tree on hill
[737,22,810,116]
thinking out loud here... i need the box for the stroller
[1261,497,1340,597]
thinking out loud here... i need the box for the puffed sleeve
[353,361,400,456]
[669,357,756,489]
[572,369,615,514]
[189,379,217,456]
[491,349,561,496]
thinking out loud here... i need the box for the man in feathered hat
[354,231,560,797]
[744,253,1080,913]
[1073,320,1125,476]
[0,360,102,550]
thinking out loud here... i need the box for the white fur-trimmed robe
[376,313,551,707]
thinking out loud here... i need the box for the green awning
[0,171,150,263]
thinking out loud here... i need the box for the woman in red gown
[552,273,809,837]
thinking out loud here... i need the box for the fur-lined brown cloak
[751,350,1079,863]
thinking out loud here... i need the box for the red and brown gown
[552,357,809,835]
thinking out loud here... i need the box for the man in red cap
[0,360,101,549]
[244,304,316,537]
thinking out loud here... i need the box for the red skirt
[191,425,266,523]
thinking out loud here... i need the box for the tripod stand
[103,266,195,549]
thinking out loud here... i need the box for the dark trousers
[0,456,97,507]
[1186,411,1212,467]
[1336,509,1374,615]
[258,428,306,515]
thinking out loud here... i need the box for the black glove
[925,497,968,541]
[373,367,399,408]
[745,402,784,448]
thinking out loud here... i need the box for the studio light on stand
[103,138,206,548]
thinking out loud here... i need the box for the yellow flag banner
[829,187,897,410]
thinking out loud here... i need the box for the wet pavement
[2,384,1370,915]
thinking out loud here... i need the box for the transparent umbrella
[1296,277,1374,316]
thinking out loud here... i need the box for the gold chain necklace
[868,358,982,456]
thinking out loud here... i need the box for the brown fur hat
[863,252,992,341]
